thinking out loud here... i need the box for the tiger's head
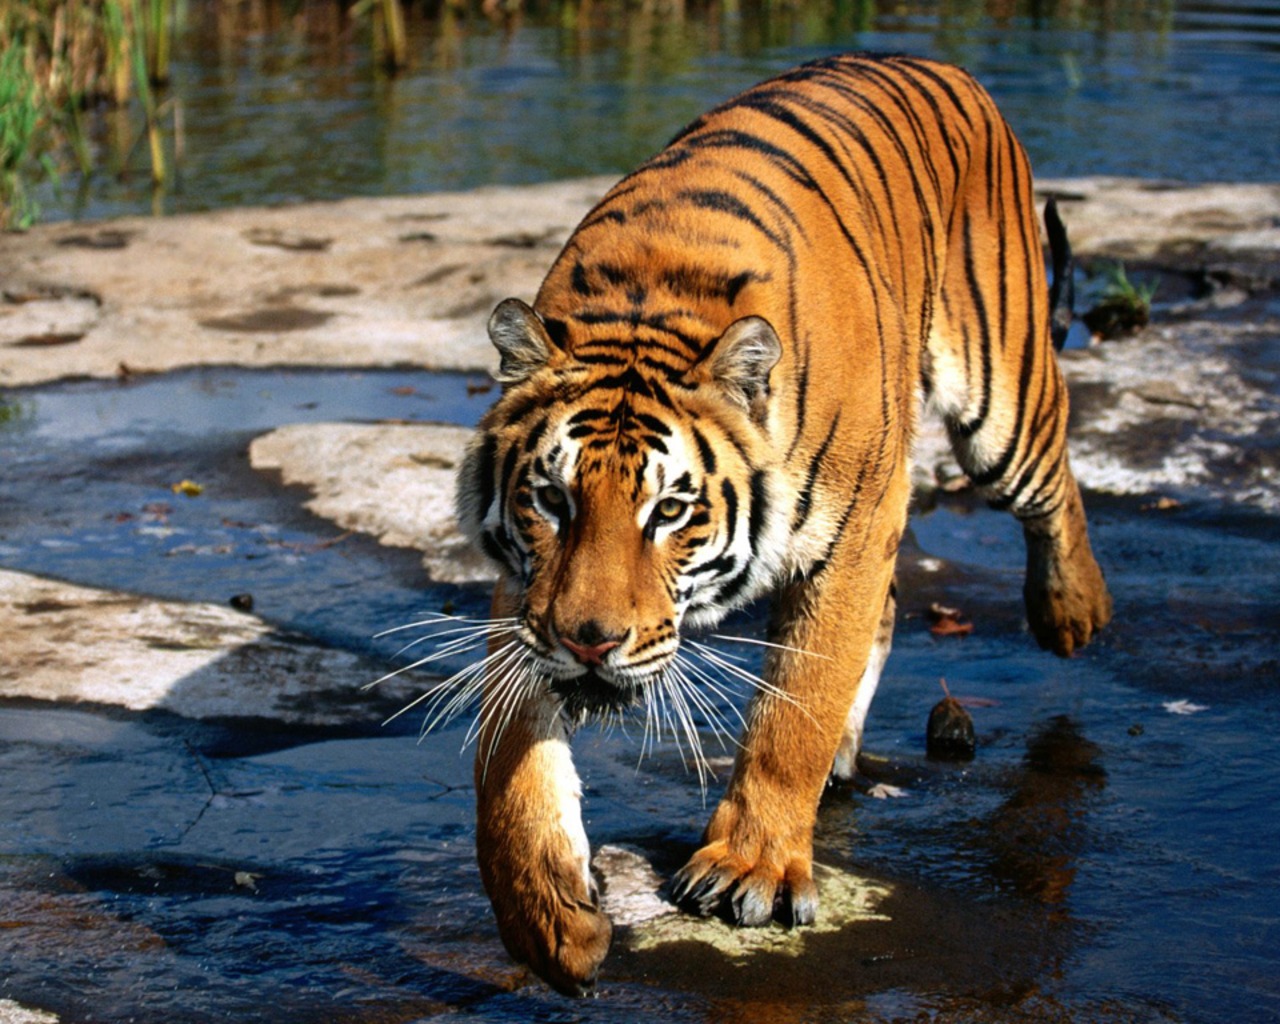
[457,298,791,721]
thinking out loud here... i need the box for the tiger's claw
[671,841,818,927]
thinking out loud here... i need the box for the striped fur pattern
[455,53,1111,994]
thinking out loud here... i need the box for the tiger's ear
[488,298,561,386]
[697,316,782,422]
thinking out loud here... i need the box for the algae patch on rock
[594,845,891,958]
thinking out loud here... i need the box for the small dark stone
[926,696,976,761]
[1128,723,1145,737]
[229,593,255,612]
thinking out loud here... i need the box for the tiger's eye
[653,497,687,523]
[537,486,568,513]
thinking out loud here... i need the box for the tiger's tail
[1045,197,1074,351]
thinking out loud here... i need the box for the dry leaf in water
[927,602,974,637]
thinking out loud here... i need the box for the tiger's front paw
[670,833,818,928]
[485,854,613,997]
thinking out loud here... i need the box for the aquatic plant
[1083,261,1160,339]
[0,44,47,229]
[351,0,410,72]
[0,0,175,230]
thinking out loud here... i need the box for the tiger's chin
[550,669,644,722]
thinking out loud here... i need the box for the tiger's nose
[559,622,624,666]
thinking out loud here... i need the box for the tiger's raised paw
[1023,533,1112,657]
[489,880,612,997]
[670,839,819,927]
[1024,554,1112,657]
[1022,483,1113,658]
[480,826,612,996]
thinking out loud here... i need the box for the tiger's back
[531,53,1068,550]
[457,53,1110,995]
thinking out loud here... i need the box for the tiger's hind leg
[928,157,1111,656]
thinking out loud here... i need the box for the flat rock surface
[0,568,409,724]
[248,421,490,582]
[0,177,617,386]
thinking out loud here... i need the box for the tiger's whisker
[679,670,739,762]
[390,621,520,660]
[479,662,542,783]
[665,671,715,791]
[673,651,749,734]
[465,643,532,749]
[685,640,799,701]
[383,638,520,727]
[374,613,519,640]
[709,633,832,660]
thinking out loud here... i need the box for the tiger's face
[458,299,790,720]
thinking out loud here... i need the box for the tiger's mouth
[550,668,642,720]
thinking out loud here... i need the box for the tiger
[454,52,1111,995]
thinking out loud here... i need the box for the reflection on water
[984,715,1105,915]
[36,0,1280,222]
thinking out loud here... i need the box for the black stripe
[676,188,788,251]
[747,470,769,554]
[475,434,497,523]
[497,443,519,521]
[953,214,993,439]
[682,128,818,190]
[893,56,977,132]
[523,415,549,452]
[571,261,595,297]
[720,478,739,547]
[792,413,840,530]
[691,426,717,475]
[658,262,763,306]
[634,411,672,436]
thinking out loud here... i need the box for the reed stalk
[120,0,167,184]
[352,0,409,73]
[0,45,44,228]
[147,0,173,85]
[383,0,409,72]
[0,0,178,227]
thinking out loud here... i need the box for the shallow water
[31,0,1280,224]
[1,367,1278,1022]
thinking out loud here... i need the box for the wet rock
[0,177,617,387]
[0,177,1275,389]
[0,568,403,725]
[1,287,100,352]
[926,696,977,761]
[0,1001,60,1024]
[248,422,493,584]
[911,312,1280,511]
[1035,178,1280,262]
[593,845,892,956]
